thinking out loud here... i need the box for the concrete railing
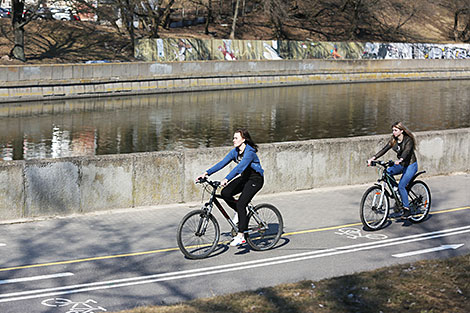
[2,59,470,103]
[0,128,468,222]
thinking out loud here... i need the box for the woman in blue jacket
[197,128,264,247]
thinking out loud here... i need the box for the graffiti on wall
[135,39,470,62]
[362,42,470,59]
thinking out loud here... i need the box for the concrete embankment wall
[2,59,470,103]
[0,128,469,222]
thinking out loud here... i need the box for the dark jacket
[374,135,417,167]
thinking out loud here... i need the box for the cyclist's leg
[386,163,404,176]
[221,176,245,211]
[236,175,264,232]
[398,162,418,208]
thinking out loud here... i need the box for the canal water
[1,80,470,160]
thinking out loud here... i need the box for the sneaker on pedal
[229,236,246,247]
[402,207,411,219]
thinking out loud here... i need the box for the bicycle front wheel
[360,186,390,231]
[246,204,283,251]
[176,209,220,259]
[408,180,431,223]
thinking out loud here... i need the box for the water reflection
[1,80,470,160]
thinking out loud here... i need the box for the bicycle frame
[198,178,267,235]
[371,160,426,211]
[373,166,402,208]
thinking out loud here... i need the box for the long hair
[236,128,258,152]
[390,121,416,148]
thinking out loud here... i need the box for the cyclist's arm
[373,142,392,160]
[206,149,236,176]
[225,149,256,181]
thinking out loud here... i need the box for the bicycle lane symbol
[41,298,107,313]
[335,228,388,240]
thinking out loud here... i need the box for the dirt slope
[0,1,459,65]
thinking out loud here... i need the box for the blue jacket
[207,145,264,181]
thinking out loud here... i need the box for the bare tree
[448,0,470,41]
[134,0,176,37]
[188,0,214,35]
[264,0,288,39]
[294,0,416,41]
[229,0,240,38]
[10,0,44,61]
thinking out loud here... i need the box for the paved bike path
[0,173,468,313]
[0,173,469,265]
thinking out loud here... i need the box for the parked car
[0,7,11,18]
[51,8,80,21]
[35,7,54,20]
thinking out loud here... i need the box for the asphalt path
[0,173,469,313]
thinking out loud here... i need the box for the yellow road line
[282,222,363,236]
[1,206,469,272]
[432,206,470,214]
[0,248,180,272]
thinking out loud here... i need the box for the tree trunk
[454,9,462,41]
[461,15,470,41]
[11,22,26,62]
[10,0,26,62]
[205,0,212,35]
[230,0,240,39]
[454,9,470,41]
[161,0,176,29]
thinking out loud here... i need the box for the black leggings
[220,173,264,232]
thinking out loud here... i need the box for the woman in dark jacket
[197,128,264,246]
[368,121,418,218]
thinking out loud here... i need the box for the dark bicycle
[176,177,284,259]
[360,160,431,231]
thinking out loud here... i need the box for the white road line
[392,244,465,258]
[0,273,74,285]
[1,225,470,303]
[0,243,6,247]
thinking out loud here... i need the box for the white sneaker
[229,236,246,247]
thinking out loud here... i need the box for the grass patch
[114,254,469,313]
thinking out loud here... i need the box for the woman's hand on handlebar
[395,158,403,165]
[221,178,228,187]
[367,157,375,166]
[196,173,208,183]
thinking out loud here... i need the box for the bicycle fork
[373,181,387,210]
[196,205,213,236]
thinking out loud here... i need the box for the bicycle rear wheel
[246,204,283,251]
[408,180,431,223]
[360,186,390,231]
[176,209,220,259]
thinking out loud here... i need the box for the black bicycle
[360,160,431,231]
[176,177,284,259]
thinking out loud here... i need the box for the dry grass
[0,19,134,65]
[114,254,470,313]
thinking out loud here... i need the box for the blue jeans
[386,162,418,208]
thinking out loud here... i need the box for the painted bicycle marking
[41,298,107,313]
[335,228,388,240]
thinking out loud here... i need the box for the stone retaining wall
[2,59,470,103]
[0,128,468,221]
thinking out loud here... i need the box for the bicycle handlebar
[369,160,394,168]
[196,176,221,188]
